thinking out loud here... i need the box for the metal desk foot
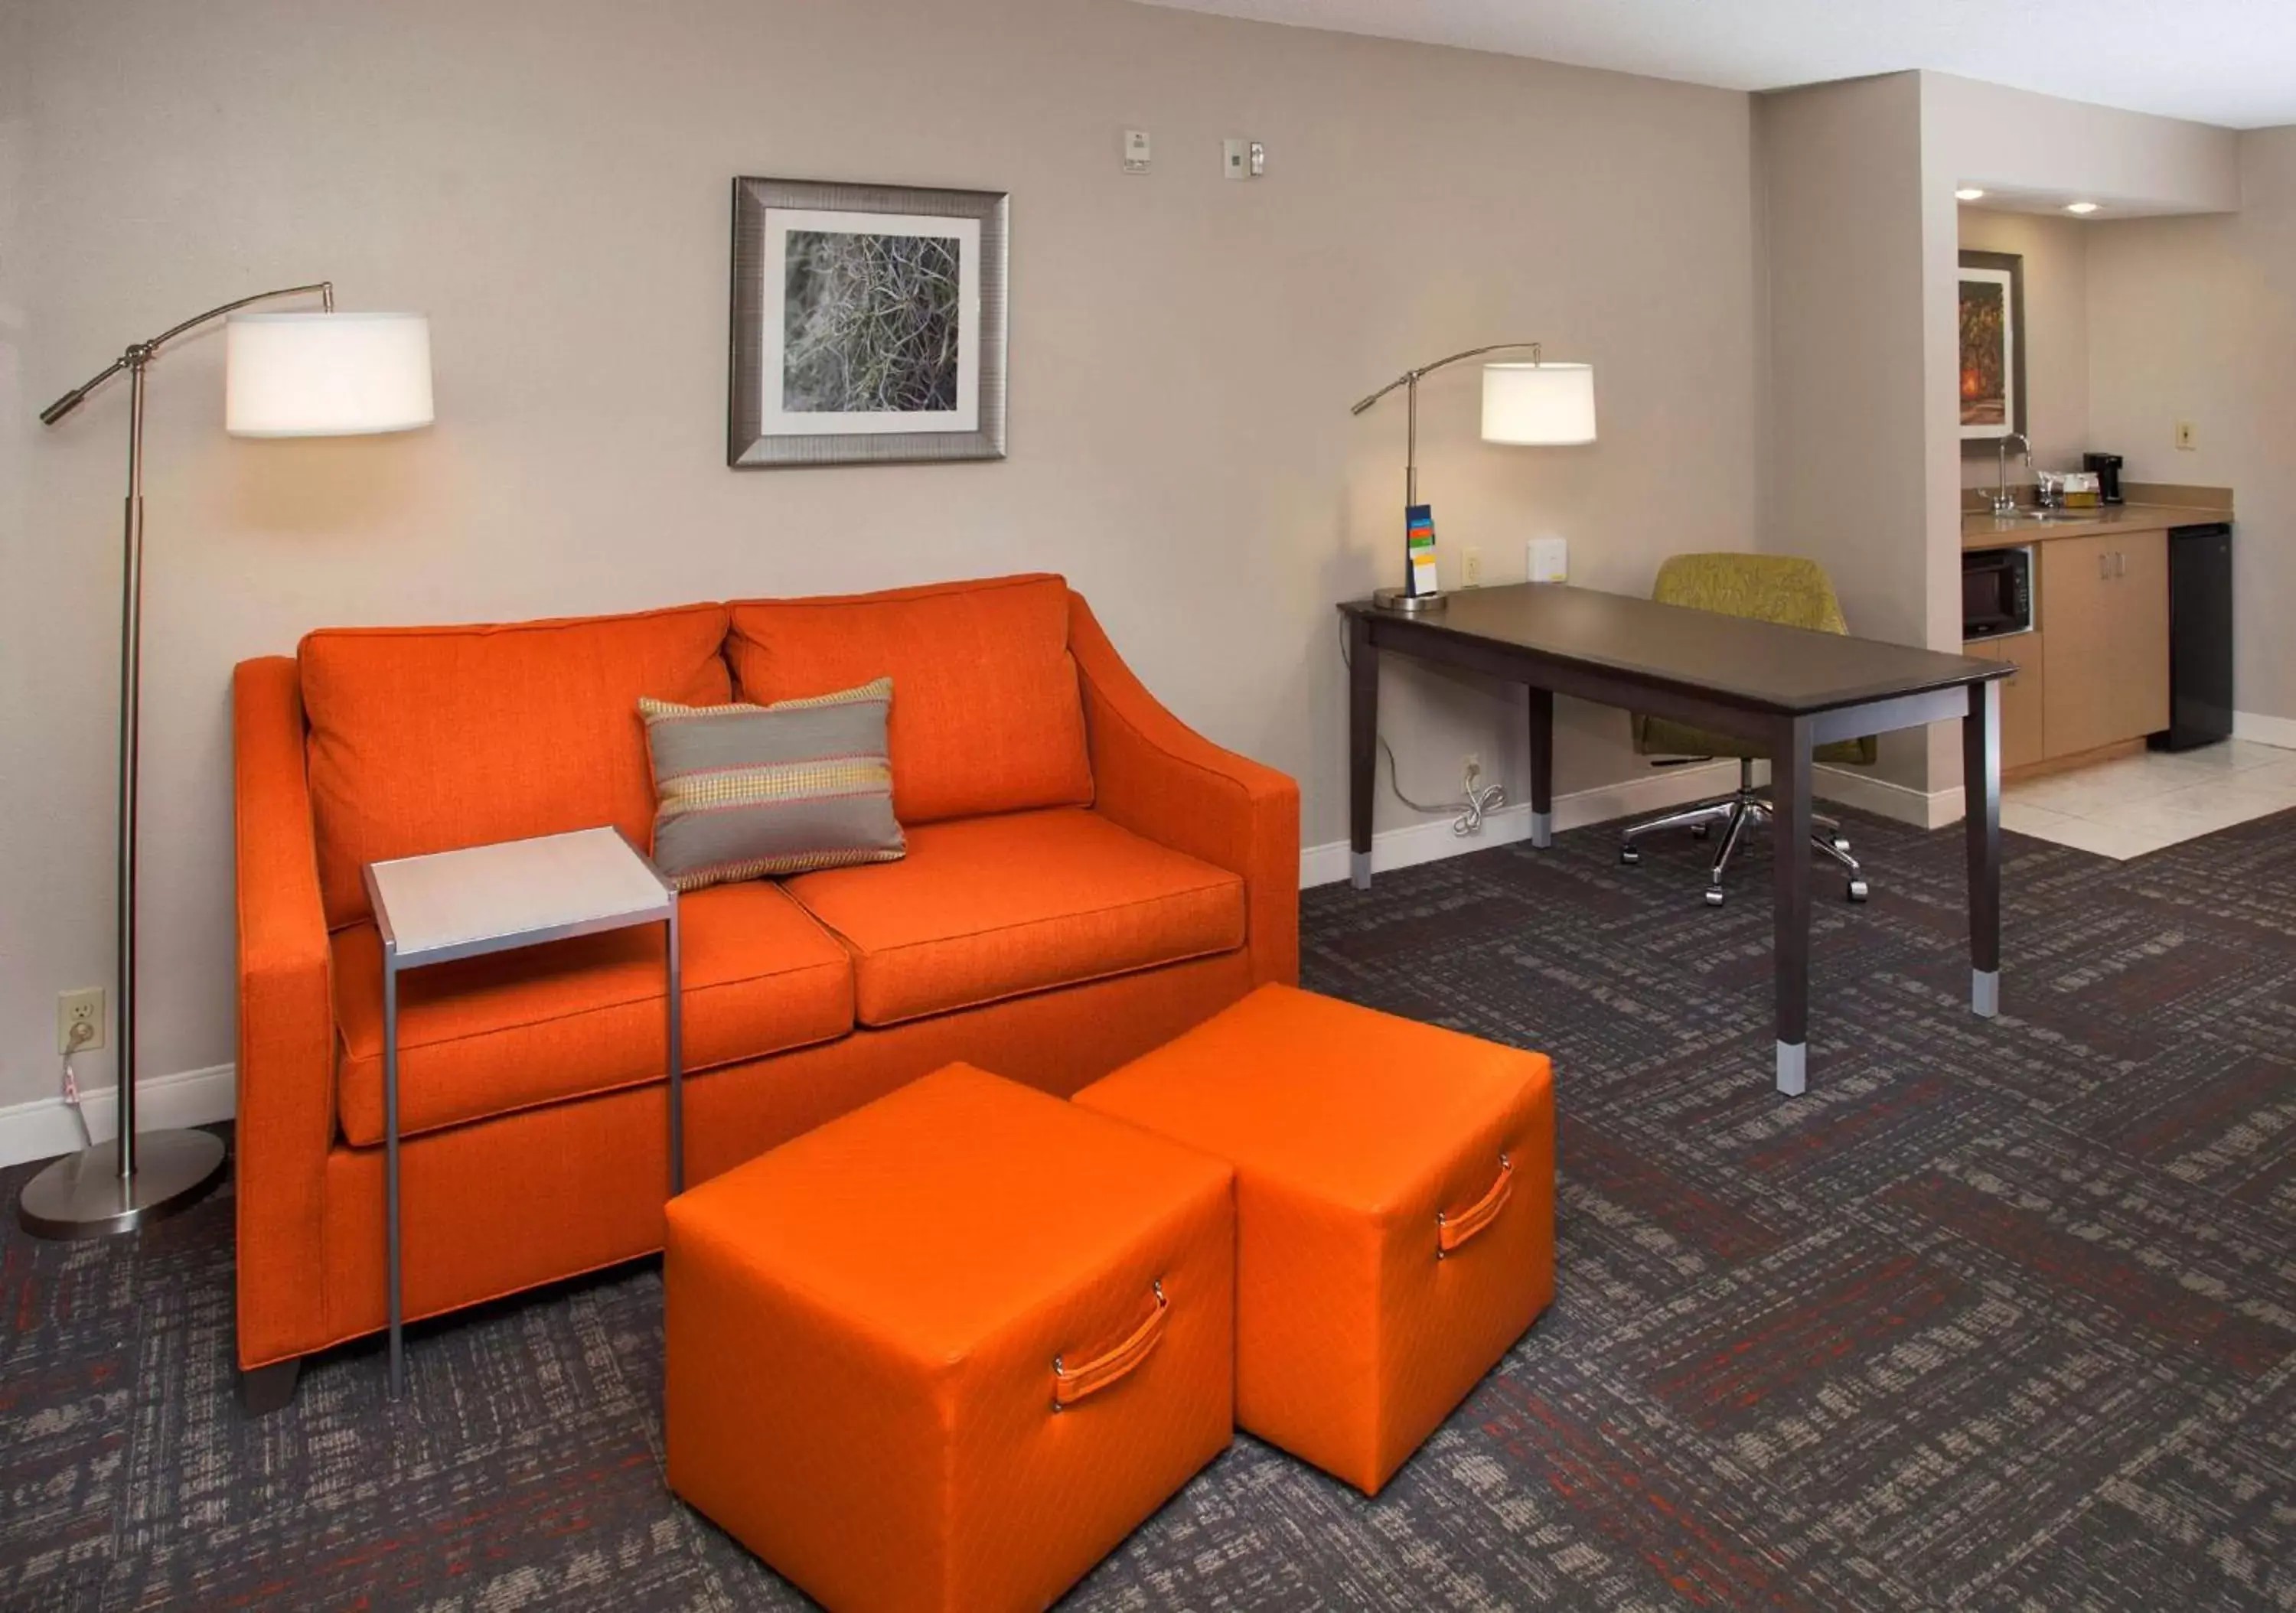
[1972,969,2000,1018]
[1351,850,1371,891]
[1531,810,1553,849]
[1776,1040,1807,1097]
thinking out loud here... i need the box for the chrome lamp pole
[19,282,334,1238]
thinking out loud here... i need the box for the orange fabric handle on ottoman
[1437,1153,1513,1256]
[1054,1279,1168,1409]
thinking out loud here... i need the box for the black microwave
[1962,546,2033,640]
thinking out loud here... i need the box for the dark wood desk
[1341,583,2011,1095]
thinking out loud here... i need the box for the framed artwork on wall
[1958,249,2025,444]
[729,177,1009,468]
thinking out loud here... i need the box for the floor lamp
[19,284,432,1240]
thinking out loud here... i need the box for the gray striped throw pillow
[638,676,905,892]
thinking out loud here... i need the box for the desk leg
[1528,688,1554,849]
[1965,678,2003,1017]
[1770,715,1814,1097]
[666,895,684,1196]
[383,943,403,1397]
[1349,613,1378,889]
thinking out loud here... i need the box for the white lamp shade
[225,311,433,436]
[1481,361,1596,446]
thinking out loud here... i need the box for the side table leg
[383,943,403,1397]
[667,895,684,1196]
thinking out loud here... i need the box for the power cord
[61,1018,96,1149]
[1345,621,1509,837]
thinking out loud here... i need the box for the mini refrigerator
[2153,523,2234,751]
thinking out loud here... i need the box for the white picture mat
[761,208,980,437]
[1959,265,2016,442]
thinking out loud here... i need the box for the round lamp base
[15,1128,228,1240]
[1372,587,1446,614]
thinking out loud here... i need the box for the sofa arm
[1069,593,1300,986]
[233,656,337,1368]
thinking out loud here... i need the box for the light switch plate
[1527,536,1569,583]
[1123,129,1150,174]
[1222,138,1251,180]
[2174,419,2198,451]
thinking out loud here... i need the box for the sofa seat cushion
[726,575,1092,826]
[333,880,853,1146]
[301,603,733,929]
[785,809,1245,1028]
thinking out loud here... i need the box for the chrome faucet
[1993,432,2031,517]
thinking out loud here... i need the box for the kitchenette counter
[1962,502,2229,549]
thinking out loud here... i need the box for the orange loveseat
[231,573,1297,1393]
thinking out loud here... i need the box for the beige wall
[2087,127,2296,724]
[1955,209,2092,490]
[0,0,1760,1113]
[1754,73,1939,793]
[1923,72,2242,213]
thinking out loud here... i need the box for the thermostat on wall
[1528,536,1569,584]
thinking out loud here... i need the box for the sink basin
[2015,510,2089,522]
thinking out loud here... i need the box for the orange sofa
[231,573,1297,1397]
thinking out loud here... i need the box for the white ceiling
[1133,0,2296,130]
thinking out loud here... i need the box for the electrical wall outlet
[1463,546,1483,586]
[2175,419,2198,451]
[1461,753,1483,789]
[57,987,104,1054]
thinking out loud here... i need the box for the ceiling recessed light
[1955,187,1986,200]
[2066,200,2101,214]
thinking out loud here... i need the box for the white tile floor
[2001,738,2296,859]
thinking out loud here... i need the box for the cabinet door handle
[2099,551,2109,581]
[2116,551,2127,578]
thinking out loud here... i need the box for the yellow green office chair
[1618,553,1878,907]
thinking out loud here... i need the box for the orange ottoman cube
[1075,984,1554,1495]
[664,1063,1235,1613]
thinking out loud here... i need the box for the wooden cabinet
[2037,530,2169,760]
[1963,632,2047,771]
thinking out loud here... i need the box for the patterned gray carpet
[5,805,2294,1610]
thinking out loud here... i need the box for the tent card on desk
[1406,504,1440,597]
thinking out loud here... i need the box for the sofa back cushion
[300,604,732,928]
[725,574,1092,826]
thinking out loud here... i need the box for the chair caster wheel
[1831,835,1852,854]
[1690,823,1711,840]
[1847,878,1870,903]
[1704,887,1726,908]
[1619,846,1641,866]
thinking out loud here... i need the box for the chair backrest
[1650,553,1849,637]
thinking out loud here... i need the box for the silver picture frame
[729,176,1009,468]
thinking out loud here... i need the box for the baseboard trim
[1812,764,1964,829]
[2234,710,2296,750]
[0,1063,236,1171]
[1301,760,1744,888]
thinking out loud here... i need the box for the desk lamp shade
[226,311,433,437]
[1481,361,1596,446]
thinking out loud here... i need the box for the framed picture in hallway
[729,177,1009,468]
[1958,249,2024,442]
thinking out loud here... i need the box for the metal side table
[362,826,680,1396]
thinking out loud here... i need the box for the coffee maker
[2083,452,2125,505]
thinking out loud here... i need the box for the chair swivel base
[15,1128,228,1240]
[1617,764,1867,906]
